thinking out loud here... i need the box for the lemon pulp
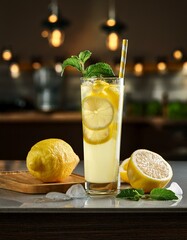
[127,149,173,193]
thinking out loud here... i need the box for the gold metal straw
[119,39,128,78]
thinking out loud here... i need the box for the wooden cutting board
[0,171,85,194]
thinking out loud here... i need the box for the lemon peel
[119,158,130,183]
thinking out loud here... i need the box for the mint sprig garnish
[61,50,115,78]
[116,188,178,201]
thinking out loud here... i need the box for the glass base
[85,181,118,195]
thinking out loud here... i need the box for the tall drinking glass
[81,77,124,195]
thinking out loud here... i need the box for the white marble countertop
[0,160,186,212]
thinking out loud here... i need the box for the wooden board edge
[0,171,85,194]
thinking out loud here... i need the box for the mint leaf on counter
[117,188,178,201]
[61,50,115,78]
[116,189,144,201]
[150,188,178,200]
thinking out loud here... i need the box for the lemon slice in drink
[82,96,114,130]
[119,158,130,183]
[83,125,110,144]
[127,149,173,193]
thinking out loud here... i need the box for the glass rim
[80,76,124,80]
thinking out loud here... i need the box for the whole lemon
[26,138,80,182]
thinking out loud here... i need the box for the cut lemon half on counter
[127,149,173,193]
[119,158,130,183]
[82,95,114,130]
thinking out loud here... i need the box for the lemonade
[61,48,128,194]
[81,77,124,194]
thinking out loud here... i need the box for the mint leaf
[61,56,83,73]
[61,50,92,75]
[116,189,144,201]
[61,50,115,78]
[150,188,178,200]
[84,62,115,78]
[116,188,178,201]
[79,50,92,64]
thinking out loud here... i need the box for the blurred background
[0,0,187,161]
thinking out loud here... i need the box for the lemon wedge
[82,95,114,130]
[119,158,130,183]
[127,149,173,193]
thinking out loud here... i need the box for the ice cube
[66,184,87,199]
[167,182,183,195]
[45,192,71,201]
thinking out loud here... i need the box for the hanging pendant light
[133,57,144,76]
[41,0,70,48]
[172,48,184,61]
[9,57,21,78]
[157,57,168,73]
[101,0,126,51]
[1,47,13,61]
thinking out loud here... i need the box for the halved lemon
[82,95,114,130]
[119,158,130,183]
[127,149,173,193]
